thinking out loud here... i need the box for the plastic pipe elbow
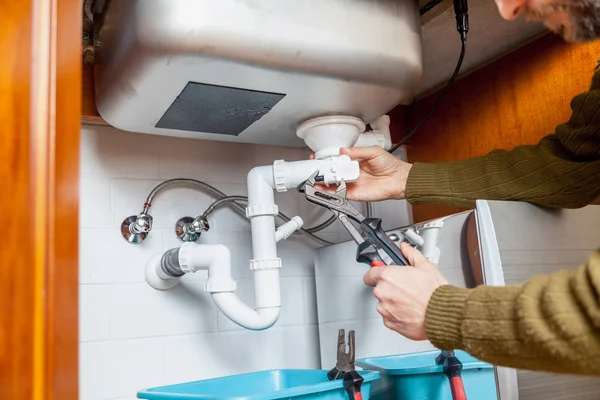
[181,243,281,330]
[247,166,271,183]
[211,292,280,330]
[247,166,275,194]
[354,131,392,150]
[354,115,392,150]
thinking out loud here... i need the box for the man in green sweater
[341,0,600,376]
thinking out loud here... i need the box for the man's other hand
[364,242,449,340]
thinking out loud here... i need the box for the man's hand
[364,242,449,340]
[311,146,412,202]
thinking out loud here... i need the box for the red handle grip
[449,376,467,400]
[370,260,385,267]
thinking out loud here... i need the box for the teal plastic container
[137,369,381,400]
[356,350,497,400]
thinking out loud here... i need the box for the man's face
[496,0,600,41]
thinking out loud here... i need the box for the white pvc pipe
[179,243,237,293]
[354,132,390,149]
[253,269,281,308]
[211,293,280,330]
[420,227,442,263]
[236,159,356,329]
[169,158,360,331]
[181,243,231,276]
[354,115,392,150]
[284,160,323,187]
[178,242,281,330]
[403,228,425,247]
[247,166,283,326]
[250,216,278,260]
[275,216,303,242]
[247,166,275,206]
[273,157,360,190]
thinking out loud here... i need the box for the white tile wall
[163,331,264,383]
[80,338,166,400]
[109,282,218,339]
[79,285,111,342]
[302,278,319,325]
[79,125,413,400]
[80,176,112,229]
[79,229,164,284]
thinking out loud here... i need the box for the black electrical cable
[420,0,444,15]
[387,39,466,153]
[388,0,469,154]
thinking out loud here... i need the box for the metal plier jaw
[327,329,365,400]
[298,172,361,220]
[327,329,356,380]
[299,171,408,266]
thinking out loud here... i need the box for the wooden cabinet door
[0,1,80,399]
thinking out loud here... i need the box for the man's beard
[526,0,600,42]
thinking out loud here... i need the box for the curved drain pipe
[146,156,360,330]
[150,242,281,330]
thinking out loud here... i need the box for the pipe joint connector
[177,243,195,274]
[273,160,287,192]
[160,247,185,277]
[249,258,282,271]
[246,204,279,218]
[178,242,232,274]
[204,278,237,293]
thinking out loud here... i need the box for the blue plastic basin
[356,350,497,400]
[137,369,381,400]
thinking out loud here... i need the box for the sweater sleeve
[425,250,600,375]
[405,71,600,209]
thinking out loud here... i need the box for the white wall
[78,125,411,400]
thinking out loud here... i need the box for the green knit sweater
[405,67,600,375]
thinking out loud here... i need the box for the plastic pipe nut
[273,160,287,192]
[245,204,279,218]
[249,258,282,271]
[204,278,237,293]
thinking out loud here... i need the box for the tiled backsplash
[79,125,411,400]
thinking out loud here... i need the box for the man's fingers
[400,242,428,267]
[340,146,381,160]
[314,183,335,193]
[364,266,384,287]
